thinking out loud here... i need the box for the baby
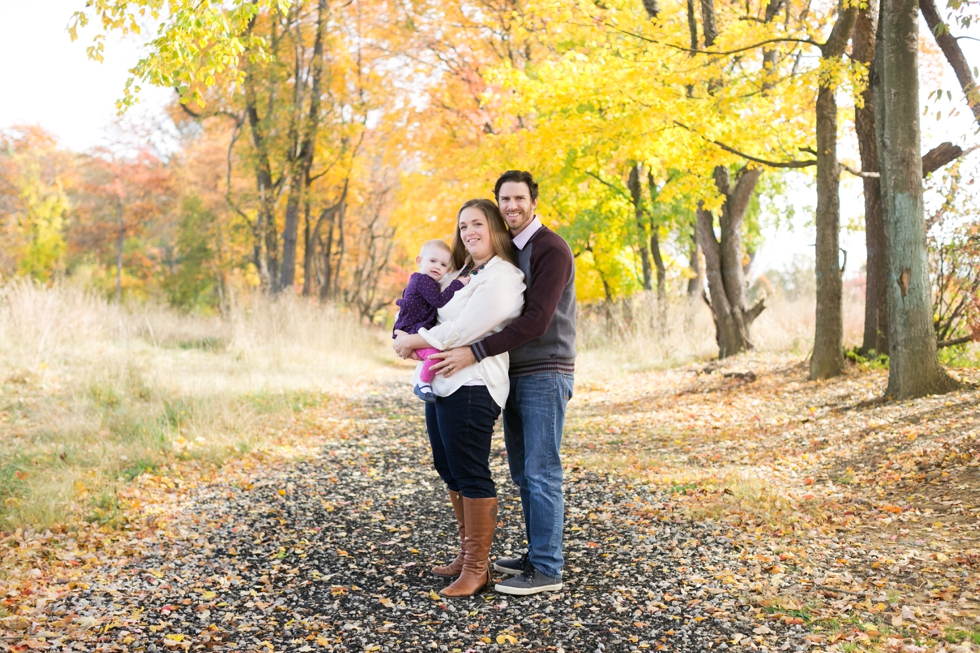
[393,240,469,402]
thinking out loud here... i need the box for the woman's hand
[392,329,415,359]
[393,330,424,359]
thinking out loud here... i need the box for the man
[433,170,576,595]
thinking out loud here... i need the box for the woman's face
[458,207,494,263]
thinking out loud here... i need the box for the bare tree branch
[920,0,980,125]
[674,121,817,168]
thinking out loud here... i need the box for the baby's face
[417,246,452,281]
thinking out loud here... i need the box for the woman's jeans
[502,372,574,580]
[425,385,500,499]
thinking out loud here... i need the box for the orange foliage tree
[70,147,173,302]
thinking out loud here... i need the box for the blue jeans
[425,385,501,499]
[503,373,573,579]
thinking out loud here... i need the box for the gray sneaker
[492,552,528,576]
[494,565,563,595]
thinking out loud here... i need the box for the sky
[0,0,172,152]
[0,1,977,277]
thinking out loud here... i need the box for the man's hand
[429,347,477,378]
[392,330,422,359]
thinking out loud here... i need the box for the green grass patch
[668,482,700,495]
[86,487,124,525]
[845,346,889,370]
[175,336,228,352]
[944,627,980,645]
[88,382,122,411]
[245,389,325,414]
[938,342,980,368]
[120,458,157,481]
[834,468,856,485]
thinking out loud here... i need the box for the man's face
[497,181,537,236]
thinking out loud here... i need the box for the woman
[393,199,524,598]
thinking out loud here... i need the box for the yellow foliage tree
[0,127,72,282]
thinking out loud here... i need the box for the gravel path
[43,387,810,652]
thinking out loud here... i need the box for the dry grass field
[0,281,393,528]
[4,280,974,532]
[0,280,934,530]
[574,283,867,375]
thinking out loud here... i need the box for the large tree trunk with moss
[810,1,857,380]
[873,0,959,398]
[854,1,889,357]
[697,166,766,358]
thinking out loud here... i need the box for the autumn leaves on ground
[0,285,977,652]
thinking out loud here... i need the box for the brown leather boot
[440,496,497,598]
[431,489,465,578]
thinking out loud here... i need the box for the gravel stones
[41,387,808,652]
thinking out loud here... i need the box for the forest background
[2,1,980,650]
[0,0,975,318]
[1,0,980,537]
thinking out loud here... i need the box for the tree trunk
[647,171,668,336]
[302,199,314,296]
[686,0,698,52]
[810,84,845,378]
[318,213,335,301]
[651,229,668,337]
[697,167,765,358]
[717,167,757,330]
[628,164,653,291]
[700,0,717,46]
[281,0,329,291]
[810,2,857,380]
[115,202,124,304]
[686,232,703,298]
[761,0,786,80]
[333,198,346,298]
[244,16,280,292]
[698,203,741,355]
[873,0,960,398]
[315,181,348,301]
[854,1,889,357]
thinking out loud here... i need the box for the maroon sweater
[471,226,576,376]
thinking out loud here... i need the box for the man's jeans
[503,372,574,579]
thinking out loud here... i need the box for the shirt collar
[512,216,543,250]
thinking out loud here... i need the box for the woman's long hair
[450,199,517,270]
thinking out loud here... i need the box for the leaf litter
[1,353,978,652]
[565,352,980,652]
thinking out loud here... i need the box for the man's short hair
[494,170,539,203]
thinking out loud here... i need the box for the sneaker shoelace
[519,561,537,581]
